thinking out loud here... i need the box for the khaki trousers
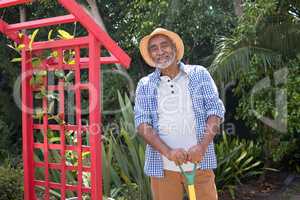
[151,169,218,200]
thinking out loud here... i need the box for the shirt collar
[152,62,190,82]
[160,69,184,82]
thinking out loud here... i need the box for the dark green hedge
[0,166,23,200]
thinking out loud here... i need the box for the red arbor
[0,1,131,199]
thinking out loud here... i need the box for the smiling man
[134,28,225,200]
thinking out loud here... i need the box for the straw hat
[139,28,184,67]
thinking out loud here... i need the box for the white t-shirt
[157,70,198,172]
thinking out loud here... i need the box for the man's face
[148,34,176,69]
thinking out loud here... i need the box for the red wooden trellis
[0,1,131,200]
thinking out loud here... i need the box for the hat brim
[139,28,184,67]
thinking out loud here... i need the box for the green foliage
[210,0,300,83]
[109,183,140,200]
[99,0,236,81]
[102,133,122,197]
[0,38,21,155]
[104,92,150,199]
[33,129,91,198]
[101,66,133,117]
[0,119,12,153]
[215,132,263,199]
[109,128,149,199]
[0,165,23,200]
[234,57,300,171]
[210,0,300,172]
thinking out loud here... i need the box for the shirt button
[168,79,170,82]
[171,91,174,94]
[170,85,174,88]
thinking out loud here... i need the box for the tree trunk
[258,124,274,183]
[19,6,26,33]
[84,0,124,70]
[233,0,243,17]
[85,0,107,32]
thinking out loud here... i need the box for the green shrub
[0,165,23,200]
[103,92,150,200]
[109,183,140,200]
[0,119,13,153]
[215,132,263,198]
[235,57,300,172]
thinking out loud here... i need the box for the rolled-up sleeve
[200,69,225,122]
[134,80,152,129]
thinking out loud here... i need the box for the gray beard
[155,52,176,69]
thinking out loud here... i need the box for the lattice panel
[23,35,101,200]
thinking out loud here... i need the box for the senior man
[134,28,225,200]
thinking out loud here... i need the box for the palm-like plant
[210,0,300,83]
[210,0,300,179]
[112,91,151,200]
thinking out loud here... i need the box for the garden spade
[179,164,197,200]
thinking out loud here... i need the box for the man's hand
[205,116,221,136]
[186,116,221,163]
[166,148,188,165]
[187,144,207,163]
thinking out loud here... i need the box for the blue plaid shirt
[134,62,225,177]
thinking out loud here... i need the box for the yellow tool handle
[188,184,196,200]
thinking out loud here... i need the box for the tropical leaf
[210,10,300,84]
[48,29,54,41]
[55,70,65,79]
[215,132,263,190]
[58,29,74,40]
[32,57,42,68]
[10,58,22,62]
[29,29,39,50]
[210,37,282,83]
[17,44,25,51]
